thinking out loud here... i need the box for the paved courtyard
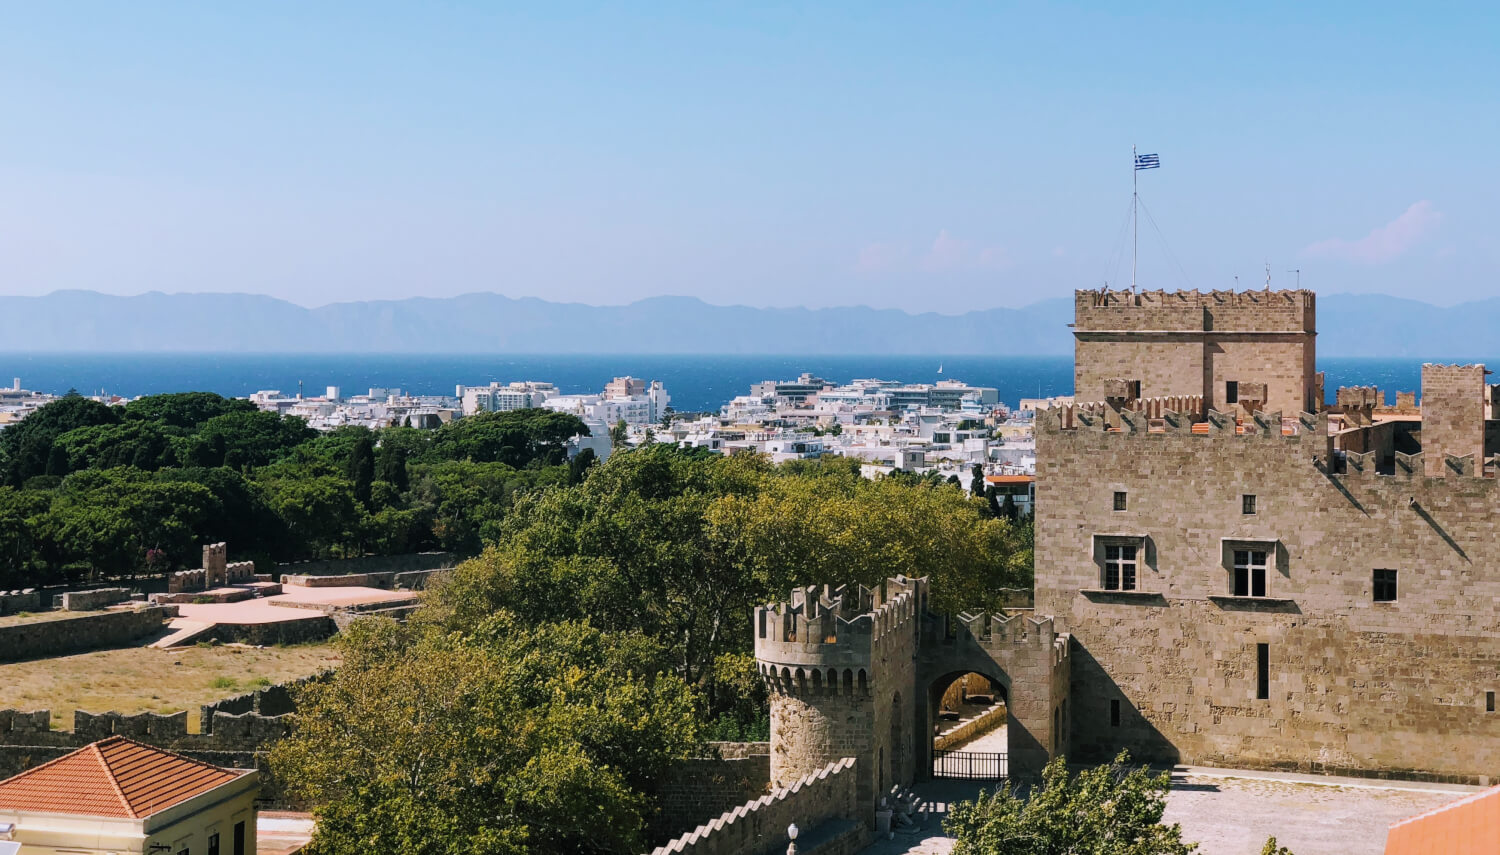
[860,766,1476,855]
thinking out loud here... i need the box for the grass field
[0,641,342,731]
[0,610,91,628]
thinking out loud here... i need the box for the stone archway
[922,668,1011,779]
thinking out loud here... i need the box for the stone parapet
[648,757,863,855]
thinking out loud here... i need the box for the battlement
[649,757,859,855]
[1074,289,1315,334]
[1078,288,1314,310]
[1039,404,1312,438]
[754,576,926,691]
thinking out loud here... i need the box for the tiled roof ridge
[0,734,248,820]
[93,738,140,818]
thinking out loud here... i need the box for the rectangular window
[1226,381,1239,404]
[1113,490,1128,511]
[1489,691,1496,713]
[1256,643,1270,700]
[1110,699,1121,727]
[1233,549,1268,597]
[1242,494,1257,515]
[1103,543,1139,591]
[234,823,245,855]
[209,834,220,855]
[1373,569,1398,602]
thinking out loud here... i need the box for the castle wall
[0,606,172,663]
[647,758,865,855]
[1036,413,1500,782]
[654,743,770,842]
[1073,290,1316,415]
[274,551,455,578]
[1421,364,1487,477]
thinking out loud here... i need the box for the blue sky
[1,2,1496,311]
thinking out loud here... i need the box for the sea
[0,354,1489,414]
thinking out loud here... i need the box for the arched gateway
[755,576,1071,824]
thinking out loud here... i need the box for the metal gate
[933,750,1007,780]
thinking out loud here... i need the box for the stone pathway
[858,761,1478,855]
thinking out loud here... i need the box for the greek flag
[1135,153,1160,170]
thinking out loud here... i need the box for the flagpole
[1131,144,1138,292]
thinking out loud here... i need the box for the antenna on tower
[1287,268,1301,288]
[1264,261,1272,290]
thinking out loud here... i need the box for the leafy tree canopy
[946,752,1196,855]
[271,614,701,855]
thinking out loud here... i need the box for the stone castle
[743,287,1500,842]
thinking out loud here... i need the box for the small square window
[1226,380,1240,405]
[1233,549,1269,597]
[1242,494,1257,515]
[1110,699,1121,727]
[1113,491,1128,511]
[1373,569,1398,603]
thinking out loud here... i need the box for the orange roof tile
[1385,784,1500,855]
[985,475,1035,484]
[0,735,248,819]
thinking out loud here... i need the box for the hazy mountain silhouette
[1,290,1495,357]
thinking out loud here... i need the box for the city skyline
[1,4,1496,312]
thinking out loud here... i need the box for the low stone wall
[204,616,338,647]
[656,743,771,841]
[934,703,1007,752]
[281,571,394,589]
[276,552,455,578]
[0,589,41,615]
[393,569,443,590]
[648,758,864,855]
[60,587,131,611]
[199,673,332,732]
[0,606,172,663]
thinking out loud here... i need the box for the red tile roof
[0,736,248,819]
[1385,784,1500,855]
[985,475,1035,484]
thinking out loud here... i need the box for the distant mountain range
[0,290,1495,357]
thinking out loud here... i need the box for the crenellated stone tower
[755,576,1070,824]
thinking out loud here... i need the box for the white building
[458,381,558,416]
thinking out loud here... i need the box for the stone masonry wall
[1421,364,1487,477]
[1073,289,1315,415]
[648,758,865,855]
[1037,412,1500,782]
[655,743,771,843]
[0,590,41,615]
[0,606,171,663]
[60,587,131,611]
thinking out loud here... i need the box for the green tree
[946,752,1196,855]
[346,435,376,507]
[971,464,985,498]
[181,410,315,469]
[122,392,256,430]
[609,418,629,446]
[425,409,586,467]
[376,443,410,493]
[566,447,597,485]
[54,421,177,472]
[1260,839,1294,855]
[270,614,702,855]
[0,396,119,485]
